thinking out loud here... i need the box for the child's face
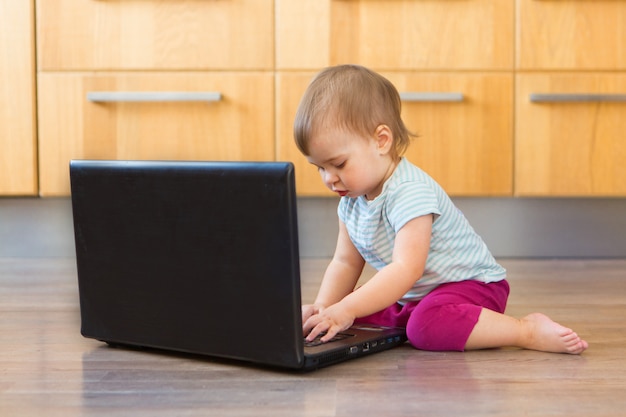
[305,126,396,200]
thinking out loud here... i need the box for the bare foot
[521,313,588,354]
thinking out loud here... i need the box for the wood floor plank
[1,257,625,416]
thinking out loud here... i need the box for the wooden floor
[0,254,625,416]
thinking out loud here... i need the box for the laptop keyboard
[304,332,354,347]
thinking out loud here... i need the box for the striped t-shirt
[338,157,506,302]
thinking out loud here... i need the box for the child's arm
[304,214,432,342]
[302,220,365,324]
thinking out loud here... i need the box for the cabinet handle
[87,91,222,103]
[530,94,626,103]
[399,92,464,102]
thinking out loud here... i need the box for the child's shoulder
[396,158,428,177]
[385,159,451,205]
[387,159,433,190]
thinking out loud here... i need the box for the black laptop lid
[70,160,305,369]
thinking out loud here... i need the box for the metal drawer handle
[530,94,626,103]
[400,92,464,102]
[87,91,222,103]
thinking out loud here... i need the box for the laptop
[69,160,406,371]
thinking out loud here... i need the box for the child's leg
[405,280,509,351]
[354,301,412,328]
[404,279,588,354]
[465,309,588,354]
[357,279,588,354]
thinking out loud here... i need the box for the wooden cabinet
[515,0,626,196]
[517,0,626,70]
[37,0,274,70]
[276,0,515,196]
[38,73,275,196]
[276,73,329,196]
[278,72,514,196]
[277,0,515,70]
[0,1,37,195]
[36,0,275,196]
[516,74,626,196]
[388,73,513,196]
[22,0,626,197]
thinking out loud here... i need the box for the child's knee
[406,304,480,352]
[406,319,461,351]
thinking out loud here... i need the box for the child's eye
[335,161,346,169]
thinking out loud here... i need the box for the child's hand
[302,303,324,324]
[303,303,355,343]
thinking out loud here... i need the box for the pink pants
[355,279,510,351]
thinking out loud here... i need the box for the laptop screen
[70,160,305,368]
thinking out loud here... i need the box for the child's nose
[322,170,339,186]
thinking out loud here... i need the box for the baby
[294,64,588,354]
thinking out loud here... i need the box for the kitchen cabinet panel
[0,0,37,195]
[37,0,274,70]
[276,72,333,196]
[38,73,275,195]
[277,0,514,70]
[516,73,626,196]
[518,0,626,70]
[277,72,514,196]
[389,72,514,196]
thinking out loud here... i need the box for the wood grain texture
[277,0,514,70]
[277,72,514,196]
[517,0,626,70]
[37,72,275,196]
[1,256,625,417]
[36,0,274,70]
[515,73,626,196]
[0,0,37,195]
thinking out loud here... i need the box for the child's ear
[374,124,394,155]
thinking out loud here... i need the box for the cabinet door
[0,1,37,195]
[388,73,513,196]
[277,72,514,196]
[515,74,626,196]
[38,73,275,196]
[518,0,626,70]
[37,0,274,70]
[277,72,332,196]
[277,0,514,70]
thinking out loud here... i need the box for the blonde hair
[293,65,414,160]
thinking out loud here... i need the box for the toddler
[295,64,588,354]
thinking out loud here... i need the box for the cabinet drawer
[276,72,330,196]
[390,73,514,196]
[277,72,513,196]
[277,0,514,70]
[0,1,37,195]
[37,0,274,70]
[515,73,626,196]
[38,73,275,196]
[518,0,626,70]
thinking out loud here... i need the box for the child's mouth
[336,190,348,197]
